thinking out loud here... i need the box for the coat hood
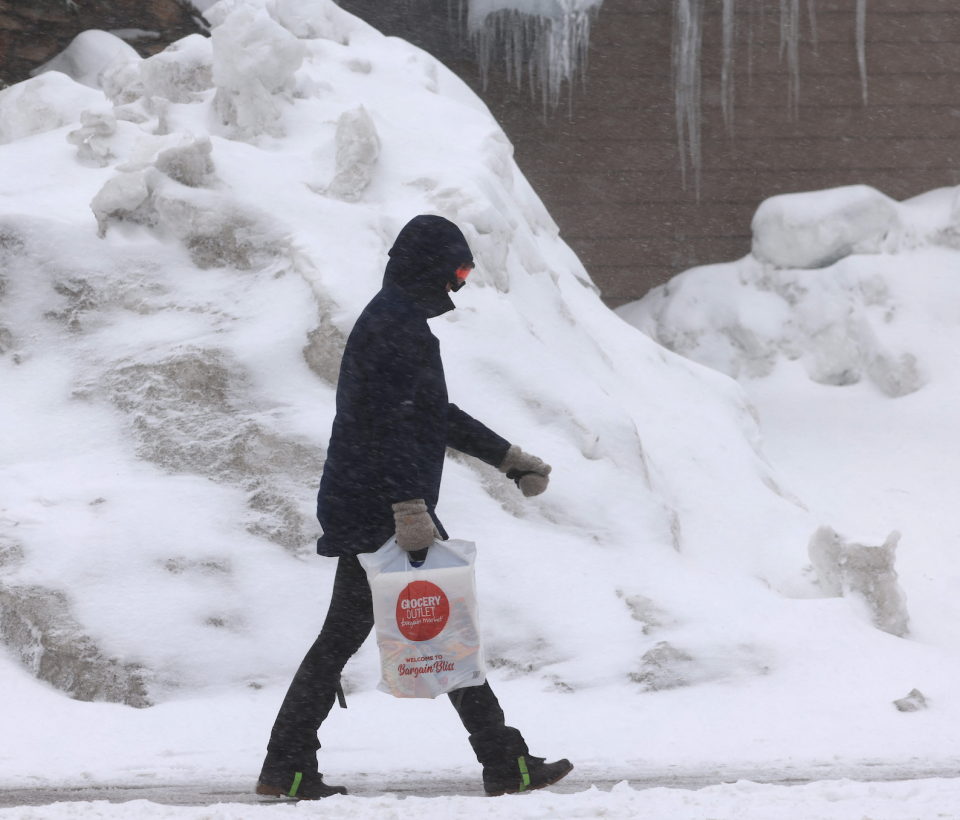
[383,215,473,317]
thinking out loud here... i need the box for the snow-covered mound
[2,0,959,791]
[618,182,960,766]
[0,0,800,702]
[619,186,960,396]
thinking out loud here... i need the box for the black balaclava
[383,215,473,317]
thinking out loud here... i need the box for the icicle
[467,1,600,112]
[721,0,735,136]
[856,0,867,104]
[779,0,800,118]
[807,0,818,56]
[673,0,703,197]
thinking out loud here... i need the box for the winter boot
[256,771,347,800]
[483,755,573,796]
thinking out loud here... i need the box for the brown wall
[446,0,960,307]
[0,0,203,88]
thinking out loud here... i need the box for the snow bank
[0,0,815,715]
[618,184,960,397]
[6,778,960,819]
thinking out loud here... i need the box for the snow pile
[0,0,813,712]
[618,185,960,396]
[2,0,960,793]
[616,178,960,772]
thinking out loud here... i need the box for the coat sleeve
[446,402,511,468]
[365,328,428,504]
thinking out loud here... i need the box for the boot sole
[256,781,347,800]
[256,782,285,798]
[485,762,574,797]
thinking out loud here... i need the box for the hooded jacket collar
[383,215,473,318]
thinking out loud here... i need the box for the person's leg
[448,681,573,795]
[447,681,527,769]
[260,554,373,789]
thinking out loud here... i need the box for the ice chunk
[211,7,305,137]
[0,73,105,145]
[841,531,909,637]
[31,30,141,90]
[325,106,380,203]
[808,526,909,637]
[805,317,863,387]
[91,168,156,236]
[67,109,118,167]
[100,60,145,106]
[752,185,902,269]
[155,135,216,187]
[893,689,927,712]
[267,0,360,44]
[140,34,215,103]
[867,352,924,399]
[808,525,844,597]
[212,8,303,93]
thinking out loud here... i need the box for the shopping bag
[358,537,487,698]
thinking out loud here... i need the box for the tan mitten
[392,499,441,551]
[498,444,552,497]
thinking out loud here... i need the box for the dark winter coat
[316,216,511,557]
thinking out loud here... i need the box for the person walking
[256,215,571,800]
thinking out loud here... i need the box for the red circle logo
[396,581,450,642]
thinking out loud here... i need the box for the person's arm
[446,402,511,466]
[446,403,550,496]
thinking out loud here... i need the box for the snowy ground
[5,777,960,819]
[3,1,960,819]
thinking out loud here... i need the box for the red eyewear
[456,262,474,284]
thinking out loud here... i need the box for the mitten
[392,499,440,551]
[498,444,552,497]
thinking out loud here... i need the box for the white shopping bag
[358,537,487,698]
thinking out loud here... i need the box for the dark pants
[263,554,528,777]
